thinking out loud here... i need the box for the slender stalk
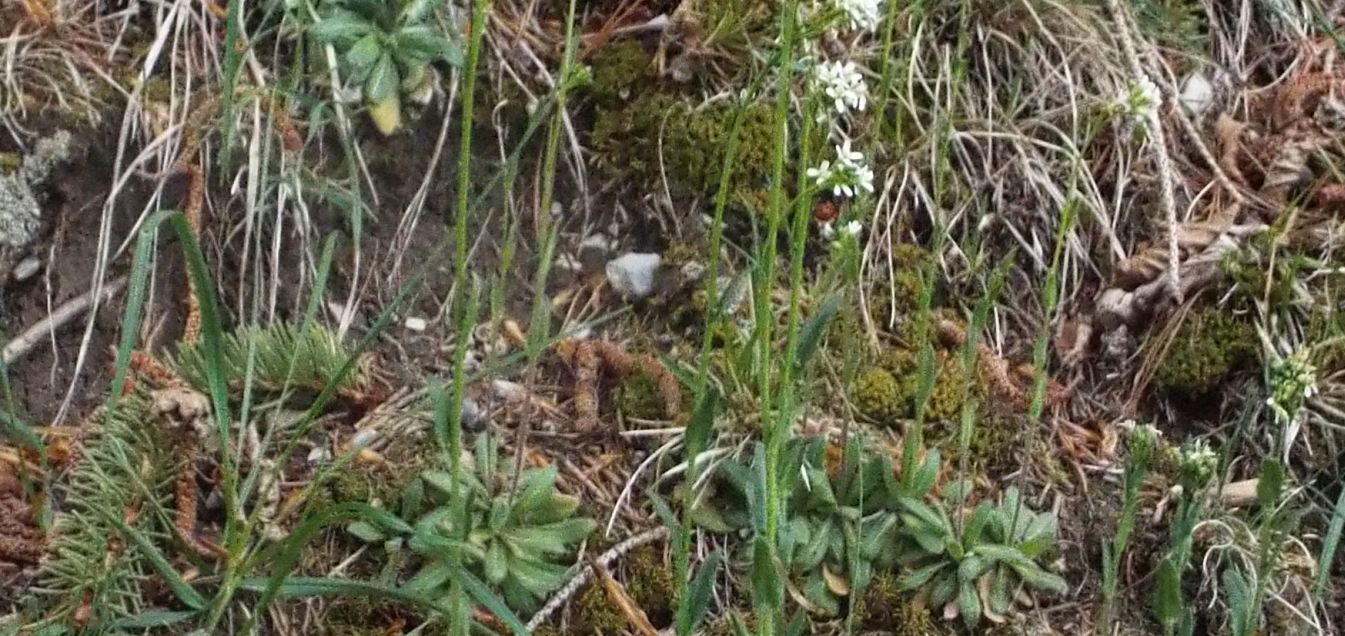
[753,2,801,633]
[445,0,491,630]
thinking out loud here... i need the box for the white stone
[605,252,662,298]
[11,256,41,281]
[1179,72,1214,116]
[404,316,428,332]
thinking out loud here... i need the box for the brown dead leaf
[822,565,850,596]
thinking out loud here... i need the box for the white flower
[835,0,882,31]
[810,141,874,198]
[830,139,874,197]
[814,60,868,115]
[852,162,875,195]
[1121,76,1161,121]
[835,138,863,164]
[843,220,863,237]
[807,160,834,188]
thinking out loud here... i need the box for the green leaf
[958,554,992,582]
[400,477,424,520]
[1008,561,1067,593]
[311,11,374,44]
[965,501,992,546]
[989,568,1011,614]
[365,52,400,104]
[485,541,508,584]
[344,33,383,83]
[904,521,948,555]
[794,295,841,370]
[649,491,683,535]
[959,579,982,627]
[504,518,596,556]
[1257,458,1285,512]
[103,610,200,630]
[750,537,784,613]
[512,465,559,516]
[405,559,454,595]
[929,570,958,607]
[796,523,830,572]
[505,556,569,595]
[421,470,461,497]
[394,24,457,64]
[533,493,581,522]
[859,514,898,560]
[347,520,387,543]
[1222,566,1254,636]
[690,499,736,533]
[398,0,437,23]
[899,498,948,534]
[1153,560,1184,632]
[898,563,946,591]
[974,544,1031,568]
[677,550,722,635]
[488,496,511,531]
[684,390,719,472]
[1315,482,1345,601]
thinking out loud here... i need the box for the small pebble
[404,316,428,332]
[1180,72,1214,116]
[606,252,662,298]
[11,256,40,282]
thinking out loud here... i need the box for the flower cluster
[835,0,882,32]
[808,139,874,199]
[1120,76,1161,122]
[1175,440,1218,491]
[813,60,868,117]
[805,0,882,242]
[1125,421,1162,464]
[1266,348,1318,426]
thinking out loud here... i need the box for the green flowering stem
[1098,424,1158,631]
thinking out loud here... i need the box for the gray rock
[605,252,662,298]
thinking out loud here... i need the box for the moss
[324,453,428,509]
[0,153,20,175]
[938,408,1020,474]
[923,351,975,423]
[585,40,652,105]
[567,581,629,634]
[877,346,919,378]
[870,242,930,327]
[857,345,980,426]
[624,544,677,626]
[319,595,441,636]
[589,91,776,207]
[853,571,948,634]
[1153,307,1257,397]
[619,367,667,421]
[855,366,906,426]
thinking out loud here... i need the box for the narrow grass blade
[1314,485,1345,601]
[98,508,207,610]
[450,567,530,636]
[248,502,413,616]
[104,610,201,630]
